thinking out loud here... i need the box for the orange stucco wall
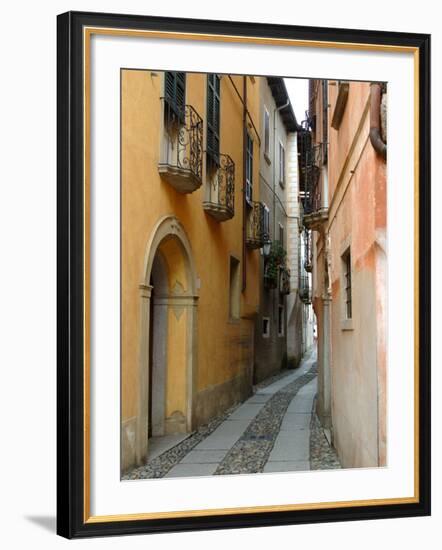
[121,71,260,426]
[311,79,387,467]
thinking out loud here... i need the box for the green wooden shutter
[164,71,186,119]
[207,74,220,165]
[175,72,186,113]
[246,133,253,203]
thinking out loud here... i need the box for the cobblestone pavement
[214,366,317,475]
[309,397,341,470]
[123,347,341,480]
[122,404,238,480]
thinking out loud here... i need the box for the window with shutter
[264,108,270,158]
[164,72,186,121]
[207,74,221,167]
[263,204,270,240]
[245,133,253,204]
[279,223,284,248]
[279,142,285,186]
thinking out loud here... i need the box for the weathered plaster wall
[121,71,262,470]
[309,78,386,467]
[326,81,387,468]
[253,78,290,383]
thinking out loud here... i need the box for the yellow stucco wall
[121,71,261,428]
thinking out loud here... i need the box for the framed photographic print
[57,10,431,538]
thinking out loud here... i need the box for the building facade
[253,78,296,383]
[301,79,387,468]
[121,71,265,472]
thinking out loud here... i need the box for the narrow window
[278,304,284,336]
[262,204,270,240]
[263,108,270,158]
[279,223,284,248]
[229,256,241,320]
[342,248,352,319]
[207,74,221,167]
[245,133,253,204]
[279,142,285,186]
[262,317,270,337]
[164,72,186,121]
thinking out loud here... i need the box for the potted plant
[264,241,286,290]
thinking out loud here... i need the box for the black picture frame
[57,10,431,539]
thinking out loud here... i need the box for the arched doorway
[135,216,198,465]
[149,251,168,438]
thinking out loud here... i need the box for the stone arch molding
[135,215,199,466]
[142,215,198,296]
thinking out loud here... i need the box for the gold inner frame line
[82,26,420,524]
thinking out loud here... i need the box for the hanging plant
[264,241,287,289]
[279,267,291,295]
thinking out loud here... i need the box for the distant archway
[135,216,198,465]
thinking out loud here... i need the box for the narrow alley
[120,73,388,478]
[123,348,340,480]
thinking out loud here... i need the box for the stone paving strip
[263,377,317,473]
[253,348,315,392]
[122,403,238,480]
[124,350,321,480]
[214,363,317,475]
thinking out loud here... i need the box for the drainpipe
[317,231,332,430]
[369,83,387,161]
[242,76,247,291]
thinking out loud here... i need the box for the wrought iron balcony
[299,275,312,304]
[303,229,313,272]
[298,128,328,229]
[158,99,203,194]
[246,201,265,249]
[203,153,235,221]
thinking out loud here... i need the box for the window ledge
[341,319,354,331]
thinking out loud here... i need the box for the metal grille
[160,99,203,183]
[343,250,352,319]
[298,127,323,215]
[246,201,265,249]
[303,229,313,272]
[211,153,235,214]
[299,275,312,304]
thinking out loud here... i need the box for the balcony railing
[298,128,328,229]
[299,275,312,304]
[203,153,235,221]
[246,201,265,249]
[158,99,203,193]
[303,229,313,272]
